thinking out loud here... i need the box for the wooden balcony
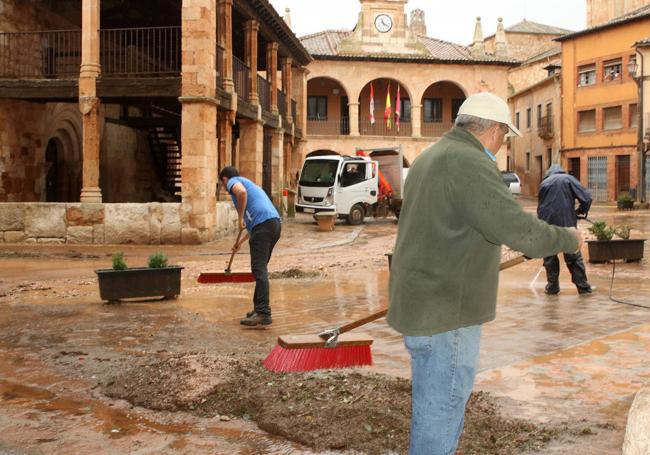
[307,118,350,136]
[537,115,554,139]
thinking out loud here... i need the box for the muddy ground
[1,205,645,454]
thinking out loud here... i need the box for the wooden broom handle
[327,254,528,337]
[225,228,246,272]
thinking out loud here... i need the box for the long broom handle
[225,228,245,272]
[319,254,529,340]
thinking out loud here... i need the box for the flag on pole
[385,83,392,129]
[369,82,375,125]
[395,85,401,132]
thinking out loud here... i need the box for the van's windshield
[299,160,339,187]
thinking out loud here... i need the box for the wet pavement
[0,203,649,454]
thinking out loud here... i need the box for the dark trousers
[249,218,281,315]
[543,251,591,293]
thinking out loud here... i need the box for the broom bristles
[263,344,372,372]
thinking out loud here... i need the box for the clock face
[374,14,393,33]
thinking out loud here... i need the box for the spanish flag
[385,83,392,129]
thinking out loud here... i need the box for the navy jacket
[537,164,592,228]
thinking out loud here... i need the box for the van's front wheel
[347,204,365,225]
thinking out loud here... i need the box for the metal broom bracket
[318,327,341,348]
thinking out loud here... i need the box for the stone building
[557,5,650,202]
[0,0,311,244]
[587,0,650,27]
[633,37,650,200]
[299,1,518,170]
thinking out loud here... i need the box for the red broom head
[263,345,373,373]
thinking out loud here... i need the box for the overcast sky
[268,0,586,45]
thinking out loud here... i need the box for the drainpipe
[637,51,645,203]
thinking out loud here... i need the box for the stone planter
[618,200,634,210]
[314,212,336,232]
[587,239,646,263]
[95,266,183,303]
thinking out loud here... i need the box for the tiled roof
[636,36,650,46]
[521,45,561,65]
[299,30,517,64]
[556,5,650,42]
[505,19,572,35]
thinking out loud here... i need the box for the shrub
[588,221,615,241]
[617,192,634,203]
[112,252,128,271]
[148,252,168,268]
[615,225,632,240]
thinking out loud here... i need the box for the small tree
[588,221,615,241]
[112,252,128,270]
[148,252,168,268]
[615,225,632,240]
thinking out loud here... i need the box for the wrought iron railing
[421,121,453,138]
[360,120,412,137]
[216,44,225,88]
[0,29,81,78]
[537,115,553,139]
[100,26,180,76]
[257,74,270,111]
[233,55,250,101]
[307,118,350,135]
[277,89,287,117]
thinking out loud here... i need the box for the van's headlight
[324,187,334,206]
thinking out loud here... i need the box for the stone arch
[358,77,414,136]
[306,76,352,103]
[306,77,352,136]
[307,149,340,158]
[43,104,83,201]
[419,81,467,138]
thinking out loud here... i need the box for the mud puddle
[104,353,597,455]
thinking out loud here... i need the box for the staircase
[148,126,182,199]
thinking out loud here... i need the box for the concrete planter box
[587,239,646,263]
[95,266,183,303]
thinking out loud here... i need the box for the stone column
[411,104,422,138]
[294,66,309,132]
[239,119,264,185]
[244,20,259,105]
[267,42,279,114]
[79,0,102,203]
[282,57,293,123]
[217,0,235,93]
[217,0,234,92]
[179,0,218,244]
[271,128,284,207]
[349,102,360,136]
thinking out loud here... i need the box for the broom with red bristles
[263,254,529,373]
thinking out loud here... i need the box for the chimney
[283,8,292,30]
[495,17,508,57]
[409,9,427,36]
[471,16,485,55]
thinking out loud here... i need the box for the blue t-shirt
[226,176,280,231]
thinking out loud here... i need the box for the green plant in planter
[112,252,128,270]
[148,252,168,268]
[615,225,632,240]
[617,192,634,204]
[588,221,615,241]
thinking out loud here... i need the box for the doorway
[615,155,631,197]
[45,139,61,202]
[568,157,581,181]
[262,129,273,197]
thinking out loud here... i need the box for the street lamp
[627,58,638,78]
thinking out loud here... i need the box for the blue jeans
[404,325,482,455]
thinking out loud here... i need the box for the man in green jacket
[387,92,582,455]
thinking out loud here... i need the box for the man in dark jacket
[537,164,593,295]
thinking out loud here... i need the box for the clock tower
[338,0,428,55]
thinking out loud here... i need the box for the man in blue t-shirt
[219,166,281,326]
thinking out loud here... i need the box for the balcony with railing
[277,89,286,118]
[232,55,250,102]
[307,117,350,135]
[0,29,81,78]
[538,115,554,139]
[421,121,453,138]
[216,44,225,88]
[360,120,412,137]
[257,74,270,111]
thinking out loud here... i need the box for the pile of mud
[269,268,320,279]
[105,353,571,455]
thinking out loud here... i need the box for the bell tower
[338,0,427,55]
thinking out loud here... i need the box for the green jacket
[387,127,578,336]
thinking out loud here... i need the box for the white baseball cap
[457,92,522,137]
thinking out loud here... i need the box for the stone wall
[485,34,559,62]
[0,0,76,32]
[0,100,48,202]
[0,202,238,244]
[587,0,650,28]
